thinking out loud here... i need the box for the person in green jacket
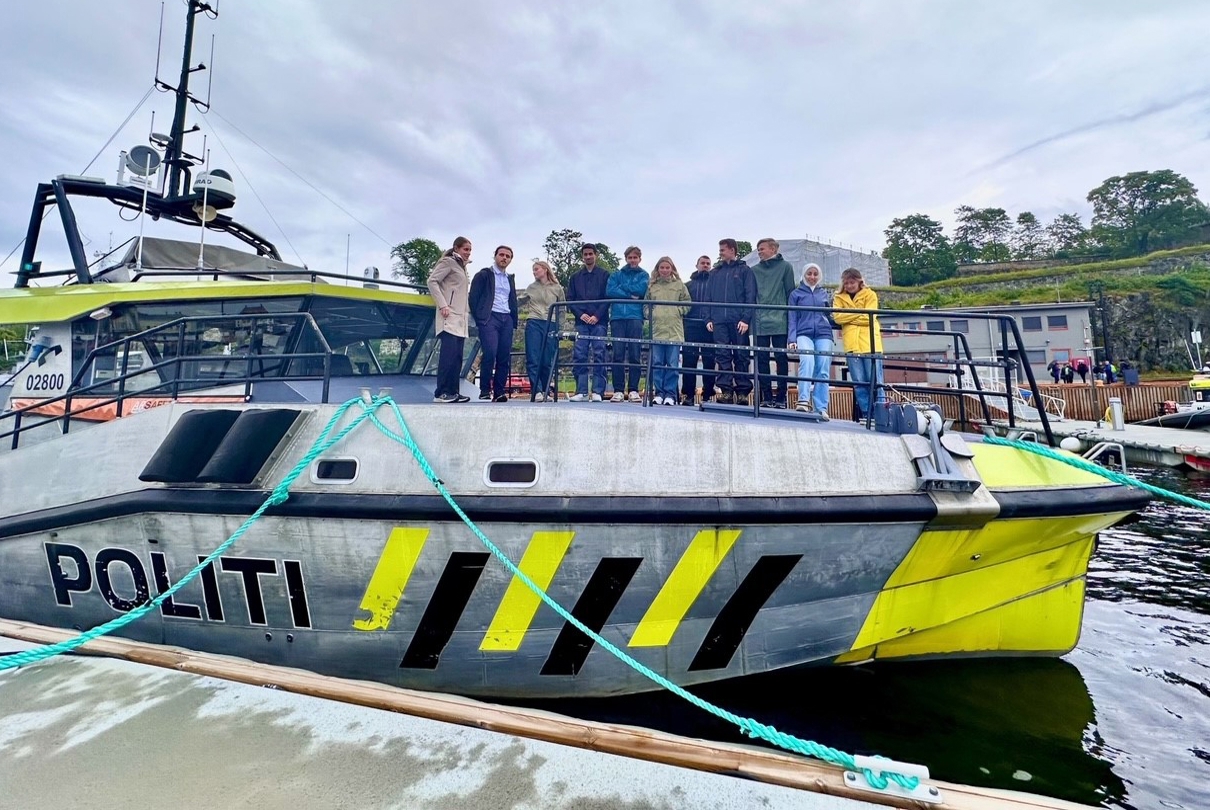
[645,256,691,405]
[751,238,796,408]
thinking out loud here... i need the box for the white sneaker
[796,402,811,413]
[533,392,545,402]
[590,393,603,402]
[662,397,674,406]
[652,396,664,406]
[818,409,830,421]
[610,392,625,402]
[569,393,587,402]
[627,391,641,403]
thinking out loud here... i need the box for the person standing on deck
[787,263,834,420]
[605,246,650,402]
[751,238,796,409]
[523,260,565,401]
[680,255,716,405]
[426,236,473,403]
[833,267,885,420]
[567,243,611,401]
[468,246,520,402]
[705,238,757,405]
[645,256,691,405]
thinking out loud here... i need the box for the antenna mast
[160,0,215,200]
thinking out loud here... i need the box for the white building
[743,238,890,286]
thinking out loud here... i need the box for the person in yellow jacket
[832,267,885,419]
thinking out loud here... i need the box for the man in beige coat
[426,236,473,403]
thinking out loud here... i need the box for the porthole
[484,459,538,488]
[312,458,358,484]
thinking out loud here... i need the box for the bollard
[1109,397,1124,431]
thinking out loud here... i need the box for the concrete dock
[0,623,1095,810]
[997,418,1210,472]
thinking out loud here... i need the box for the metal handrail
[535,298,1055,445]
[128,266,430,295]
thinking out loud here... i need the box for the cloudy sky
[2,1,1209,286]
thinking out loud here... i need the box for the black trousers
[754,333,788,404]
[713,321,751,395]
[681,319,715,401]
[478,312,514,397]
[435,331,465,397]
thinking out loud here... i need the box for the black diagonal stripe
[540,557,643,677]
[400,552,490,670]
[689,554,802,672]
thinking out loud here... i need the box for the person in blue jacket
[605,246,650,402]
[787,263,834,419]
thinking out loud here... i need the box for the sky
[2,1,1210,287]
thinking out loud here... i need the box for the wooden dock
[995,418,1210,471]
[0,620,1095,810]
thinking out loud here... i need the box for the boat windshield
[70,294,448,391]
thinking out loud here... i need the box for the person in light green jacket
[645,257,691,405]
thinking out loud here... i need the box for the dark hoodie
[685,267,712,322]
[704,258,757,326]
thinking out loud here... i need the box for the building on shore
[878,302,1095,386]
[743,238,890,287]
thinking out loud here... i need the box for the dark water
[527,468,1210,809]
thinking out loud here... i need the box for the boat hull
[0,508,1125,697]
[0,401,1144,697]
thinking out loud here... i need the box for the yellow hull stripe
[480,531,576,651]
[629,529,741,648]
[838,513,1124,661]
[353,527,429,631]
[970,443,1107,488]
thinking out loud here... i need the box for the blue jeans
[477,312,514,398]
[525,319,559,396]
[848,355,885,417]
[651,343,680,401]
[611,319,643,393]
[573,322,607,395]
[794,336,833,412]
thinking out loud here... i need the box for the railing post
[644,301,655,407]
[11,410,21,450]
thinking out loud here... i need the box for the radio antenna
[196,142,210,270]
[153,3,165,85]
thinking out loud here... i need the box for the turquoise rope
[0,398,374,671]
[982,435,1210,511]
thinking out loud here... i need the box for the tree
[595,243,620,272]
[954,206,1013,263]
[736,240,753,259]
[1011,212,1047,259]
[1046,213,1089,256]
[390,237,443,286]
[1088,169,1209,257]
[882,214,957,286]
[542,228,586,287]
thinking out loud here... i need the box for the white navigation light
[192,201,218,222]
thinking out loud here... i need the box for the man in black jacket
[566,243,611,401]
[468,246,520,402]
[705,238,757,404]
[680,255,716,404]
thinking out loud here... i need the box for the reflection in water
[522,658,1126,808]
[521,468,1210,810]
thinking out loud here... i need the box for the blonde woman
[645,257,691,405]
[832,267,885,419]
[523,260,566,401]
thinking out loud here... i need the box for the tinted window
[1022,316,1043,331]
[1047,315,1068,330]
[315,459,358,481]
[486,460,538,485]
[950,320,969,333]
[926,320,945,332]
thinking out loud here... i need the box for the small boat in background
[1136,373,1210,430]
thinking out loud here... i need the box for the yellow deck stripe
[480,531,575,651]
[353,528,429,631]
[629,529,741,648]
